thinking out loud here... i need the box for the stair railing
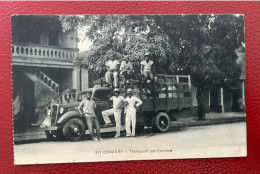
[31,89,77,126]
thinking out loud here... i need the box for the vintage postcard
[12,14,246,165]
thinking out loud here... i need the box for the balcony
[12,43,79,69]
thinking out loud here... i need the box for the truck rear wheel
[62,118,86,142]
[152,112,170,132]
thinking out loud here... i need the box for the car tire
[152,112,170,132]
[62,118,86,142]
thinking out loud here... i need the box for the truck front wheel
[152,112,170,132]
[62,118,86,142]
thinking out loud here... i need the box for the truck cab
[41,87,113,141]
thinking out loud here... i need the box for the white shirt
[141,60,154,71]
[106,60,120,70]
[110,96,125,111]
[120,61,133,71]
[125,96,142,113]
[78,99,96,117]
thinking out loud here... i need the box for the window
[48,30,59,46]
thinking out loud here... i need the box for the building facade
[12,15,89,131]
[190,46,246,113]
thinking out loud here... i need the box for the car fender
[57,110,83,125]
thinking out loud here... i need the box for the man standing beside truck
[102,88,125,138]
[124,88,143,137]
[78,93,102,141]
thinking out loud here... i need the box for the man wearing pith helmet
[124,88,143,137]
[102,88,125,138]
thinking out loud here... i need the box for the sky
[77,26,92,52]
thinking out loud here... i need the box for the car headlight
[60,107,64,114]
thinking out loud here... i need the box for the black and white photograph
[12,14,246,164]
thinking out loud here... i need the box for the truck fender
[57,110,83,125]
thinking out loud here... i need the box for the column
[220,87,224,113]
[209,89,211,107]
[188,75,191,88]
[72,65,81,91]
[81,67,89,90]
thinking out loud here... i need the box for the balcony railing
[12,43,78,61]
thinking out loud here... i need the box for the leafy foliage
[60,14,244,88]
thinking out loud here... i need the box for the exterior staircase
[24,69,60,93]
[31,88,77,126]
[23,69,62,126]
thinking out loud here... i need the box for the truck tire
[62,118,86,142]
[152,112,170,132]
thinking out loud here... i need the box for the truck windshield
[78,92,92,101]
[94,90,112,100]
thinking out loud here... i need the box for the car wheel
[62,118,86,142]
[152,112,170,132]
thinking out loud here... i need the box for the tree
[60,15,174,73]
[152,15,243,119]
[60,14,244,120]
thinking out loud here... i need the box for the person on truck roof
[105,56,120,88]
[78,92,102,141]
[120,56,133,83]
[124,88,143,137]
[141,53,154,83]
[102,88,125,138]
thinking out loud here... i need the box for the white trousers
[102,108,122,136]
[105,71,118,87]
[125,111,136,136]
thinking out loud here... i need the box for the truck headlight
[60,107,64,114]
